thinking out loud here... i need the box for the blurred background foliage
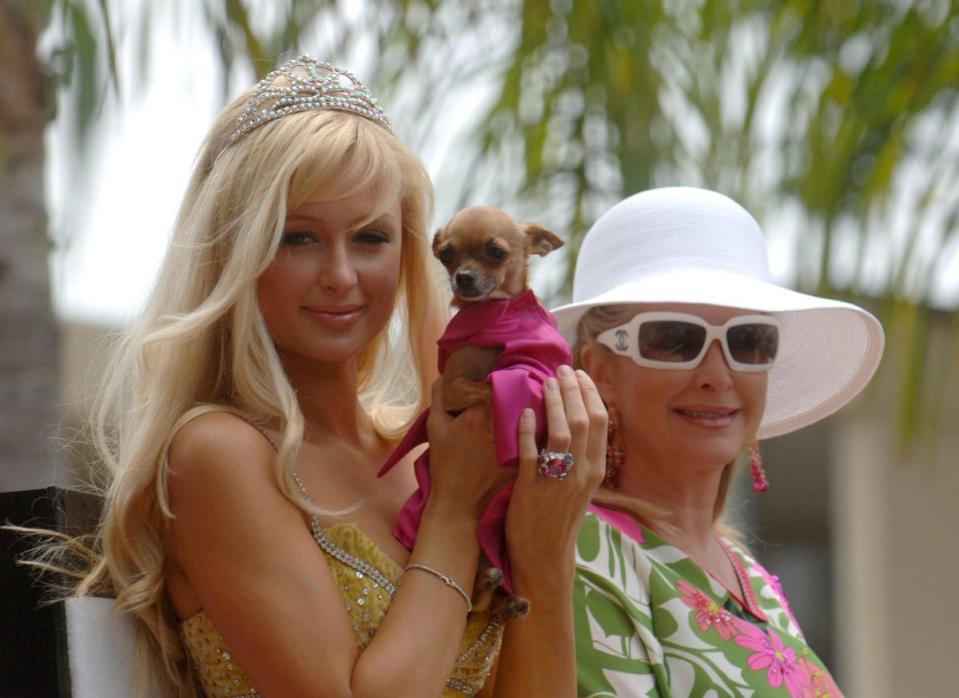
[2,0,958,459]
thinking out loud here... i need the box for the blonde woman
[552,187,884,696]
[57,57,606,696]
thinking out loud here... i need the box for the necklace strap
[237,415,279,452]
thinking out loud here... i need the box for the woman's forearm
[349,499,481,697]
[493,568,577,698]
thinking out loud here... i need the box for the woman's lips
[303,305,365,326]
[674,407,739,428]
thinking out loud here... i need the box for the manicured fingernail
[545,377,558,391]
[521,408,534,422]
[575,369,590,381]
[558,365,573,377]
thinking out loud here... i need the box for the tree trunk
[0,0,64,490]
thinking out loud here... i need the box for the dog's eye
[436,247,456,267]
[486,244,508,263]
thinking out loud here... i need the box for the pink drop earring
[748,439,769,492]
[604,405,624,490]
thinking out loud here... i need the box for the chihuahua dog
[432,206,564,414]
[379,206,571,612]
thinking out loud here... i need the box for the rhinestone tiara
[230,56,392,143]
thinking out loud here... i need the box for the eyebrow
[284,210,400,229]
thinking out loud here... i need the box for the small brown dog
[432,206,564,414]
[432,206,565,615]
[380,205,571,614]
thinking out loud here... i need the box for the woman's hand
[491,366,606,698]
[426,378,515,521]
[506,365,607,590]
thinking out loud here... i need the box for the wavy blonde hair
[572,305,742,543]
[50,87,446,696]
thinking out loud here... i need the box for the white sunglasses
[596,311,780,372]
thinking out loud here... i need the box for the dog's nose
[454,269,477,290]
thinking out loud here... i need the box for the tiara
[230,56,392,143]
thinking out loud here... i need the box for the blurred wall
[833,326,957,697]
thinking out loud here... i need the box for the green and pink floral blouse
[574,506,842,697]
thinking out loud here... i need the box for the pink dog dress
[378,289,571,590]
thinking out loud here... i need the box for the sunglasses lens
[638,321,707,363]
[727,324,779,365]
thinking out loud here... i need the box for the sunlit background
[3,1,958,695]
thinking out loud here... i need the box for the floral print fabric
[574,507,842,697]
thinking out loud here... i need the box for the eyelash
[281,231,314,246]
[354,230,391,245]
[280,230,393,247]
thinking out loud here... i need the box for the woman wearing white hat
[551,187,883,696]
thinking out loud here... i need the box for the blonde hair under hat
[551,186,885,439]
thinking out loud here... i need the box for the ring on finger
[537,449,574,480]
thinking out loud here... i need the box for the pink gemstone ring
[537,449,574,480]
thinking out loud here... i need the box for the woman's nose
[318,245,358,292]
[694,341,733,390]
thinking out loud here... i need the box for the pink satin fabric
[378,290,571,590]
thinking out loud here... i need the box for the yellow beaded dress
[180,501,504,697]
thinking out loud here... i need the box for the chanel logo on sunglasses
[614,329,629,352]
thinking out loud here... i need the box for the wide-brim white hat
[551,186,884,439]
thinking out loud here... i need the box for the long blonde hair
[60,87,446,695]
[572,305,741,541]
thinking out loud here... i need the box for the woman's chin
[674,437,747,471]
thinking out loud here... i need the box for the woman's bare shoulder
[167,410,276,494]
[165,410,303,576]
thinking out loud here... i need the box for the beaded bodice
[180,520,504,697]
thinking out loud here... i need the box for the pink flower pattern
[734,622,812,697]
[674,576,838,696]
[677,579,742,641]
[800,657,844,697]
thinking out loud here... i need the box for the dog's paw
[504,594,531,619]
[471,566,505,612]
[487,589,531,619]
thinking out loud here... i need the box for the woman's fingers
[517,365,601,489]
[542,375,570,453]
[554,366,590,471]
[576,369,608,486]
[426,378,451,436]
[542,365,598,485]
[516,407,538,486]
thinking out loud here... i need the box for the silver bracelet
[404,563,472,613]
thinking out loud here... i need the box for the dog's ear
[432,226,447,257]
[523,224,564,257]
